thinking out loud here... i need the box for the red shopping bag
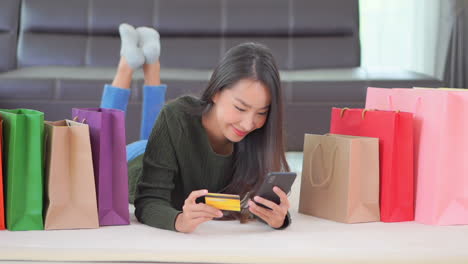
[0,119,5,230]
[330,108,414,222]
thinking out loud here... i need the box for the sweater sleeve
[254,211,291,230]
[134,108,182,231]
[276,211,291,230]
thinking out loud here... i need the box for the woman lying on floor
[101,23,291,233]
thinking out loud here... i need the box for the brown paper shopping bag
[298,134,380,223]
[44,120,99,230]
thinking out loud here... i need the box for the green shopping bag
[0,109,44,231]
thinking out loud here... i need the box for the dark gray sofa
[0,0,443,150]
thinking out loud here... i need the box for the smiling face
[211,78,272,143]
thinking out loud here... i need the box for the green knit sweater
[128,96,290,231]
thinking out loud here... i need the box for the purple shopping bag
[72,108,129,226]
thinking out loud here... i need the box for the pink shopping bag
[365,87,468,225]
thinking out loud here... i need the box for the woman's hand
[248,186,290,229]
[175,189,223,233]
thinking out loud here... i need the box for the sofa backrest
[0,0,21,72]
[17,0,360,70]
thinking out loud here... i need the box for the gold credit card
[205,193,241,212]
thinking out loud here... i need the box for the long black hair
[199,42,290,220]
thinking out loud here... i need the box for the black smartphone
[254,172,297,209]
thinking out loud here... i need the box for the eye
[235,106,246,112]
[258,111,268,116]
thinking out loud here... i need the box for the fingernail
[254,196,260,201]
[218,212,223,217]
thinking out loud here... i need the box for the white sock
[136,27,161,64]
[119,23,145,69]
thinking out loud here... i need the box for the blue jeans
[100,84,167,161]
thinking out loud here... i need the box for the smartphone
[254,172,297,209]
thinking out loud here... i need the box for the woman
[102,24,291,233]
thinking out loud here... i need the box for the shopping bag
[0,119,5,230]
[0,109,44,231]
[44,119,99,230]
[299,134,380,223]
[330,108,414,222]
[72,108,129,226]
[366,87,468,225]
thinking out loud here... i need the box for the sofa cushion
[287,68,369,102]
[0,0,20,72]
[0,0,20,33]
[225,0,289,36]
[0,34,18,72]
[18,33,88,67]
[90,0,156,33]
[160,38,222,69]
[224,38,290,69]
[292,36,360,69]
[158,0,222,36]
[293,0,359,35]
[21,0,88,33]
